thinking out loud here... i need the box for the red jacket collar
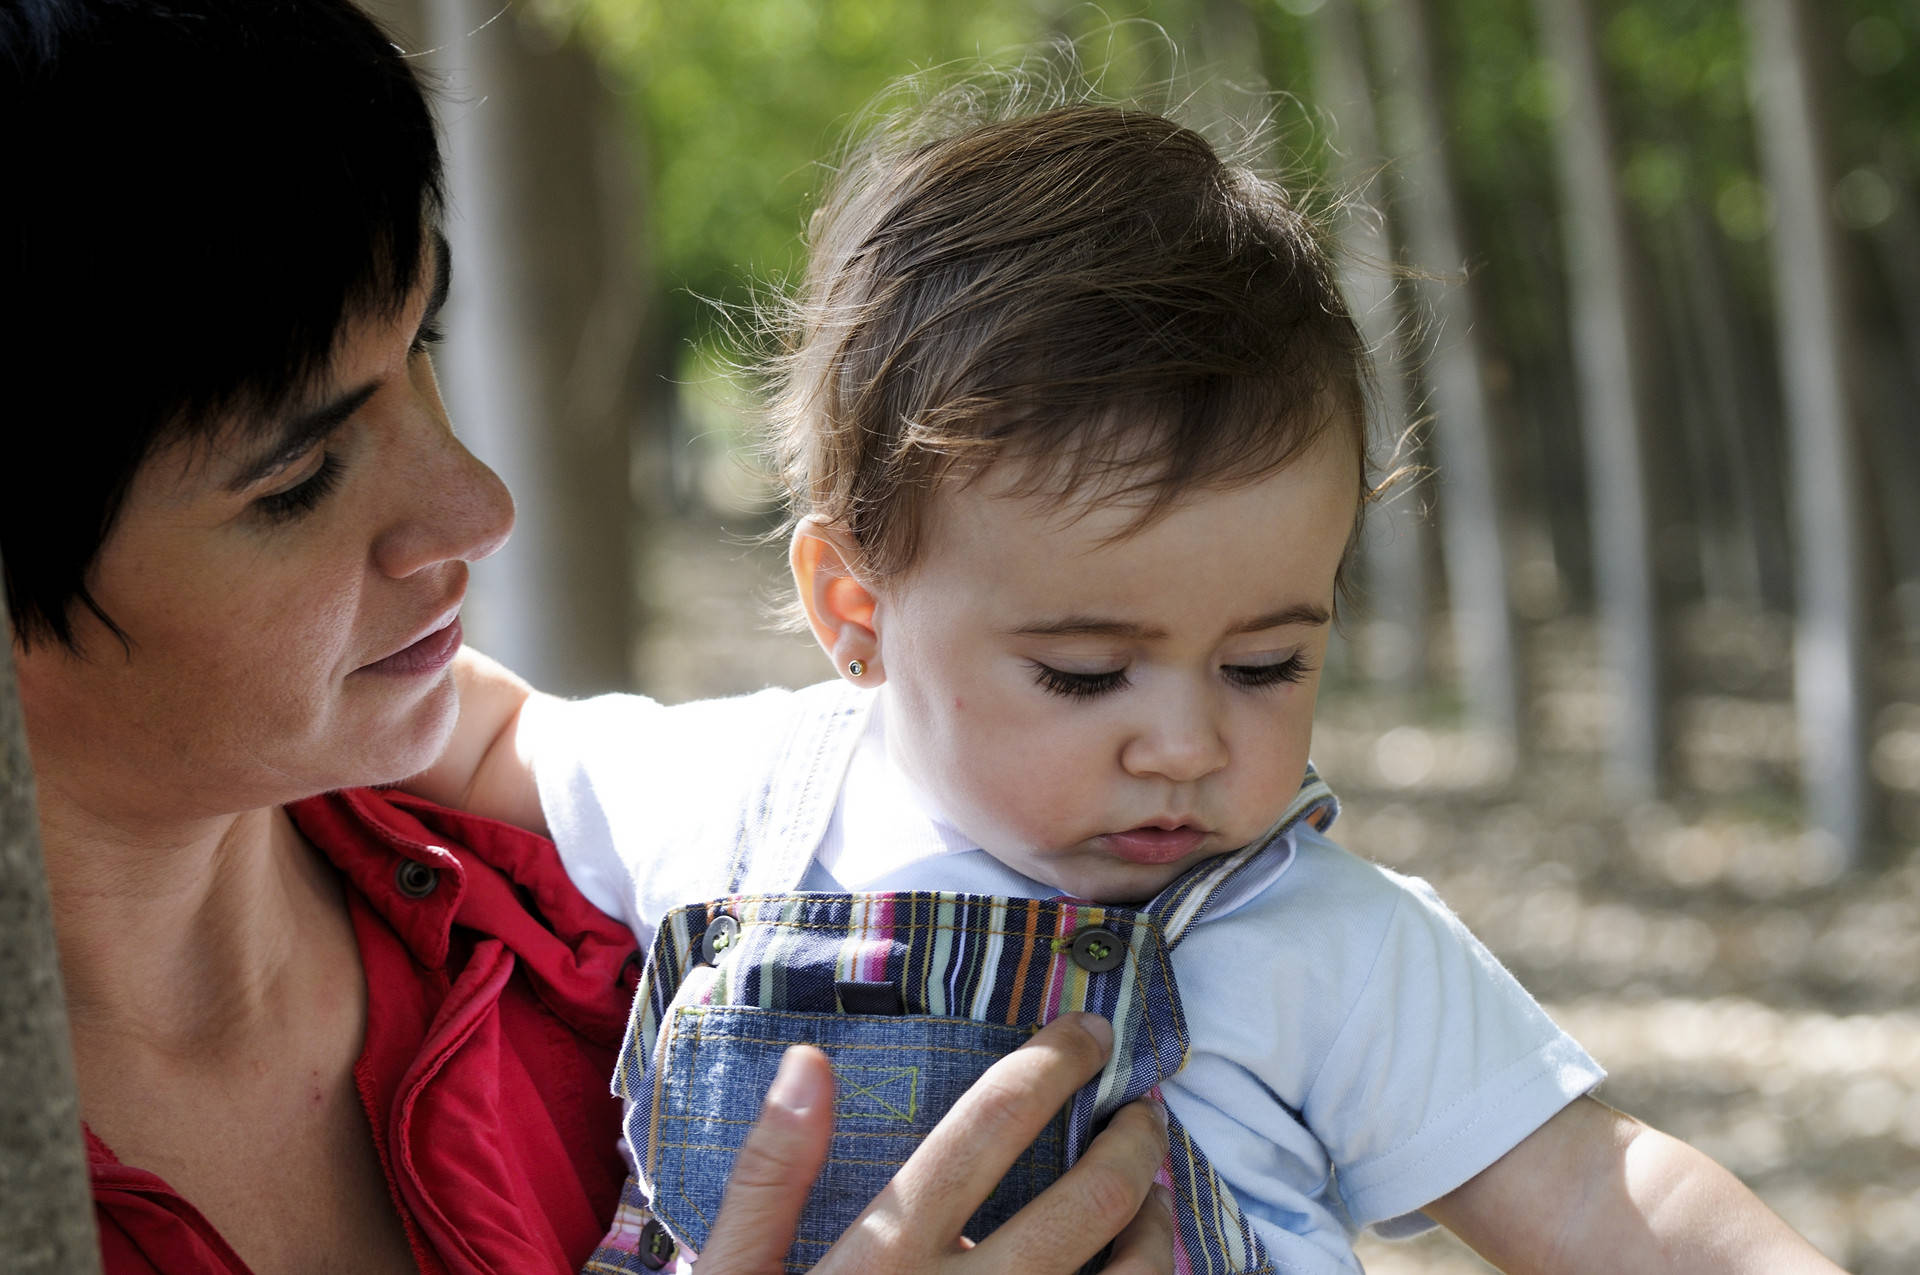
[288,788,635,1042]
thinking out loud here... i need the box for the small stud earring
[846,659,866,678]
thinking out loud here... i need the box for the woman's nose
[371,387,516,578]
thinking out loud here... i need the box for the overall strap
[723,681,874,896]
[1146,761,1339,950]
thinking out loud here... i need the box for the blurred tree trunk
[1368,0,1526,746]
[1867,146,1920,643]
[1314,0,1430,693]
[372,0,647,696]
[1532,0,1666,798]
[1875,148,1920,412]
[0,575,101,1274]
[1193,0,1265,126]
[1669,202,1785,610]
[1743,0,1878,863]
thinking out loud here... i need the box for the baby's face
[869,433,1356,903]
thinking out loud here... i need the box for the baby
[425,101,1838,1274]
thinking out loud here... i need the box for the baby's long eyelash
[1223,656,1313,689]
[255,453,343,522]
[1031,663,1129,699]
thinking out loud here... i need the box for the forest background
[373,0,1916,1270]
[4,0,1915,1271]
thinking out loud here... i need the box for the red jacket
[88,789,638,1274]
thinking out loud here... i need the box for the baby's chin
[1026,850,1227,906]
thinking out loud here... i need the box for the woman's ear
[789,517,883,685]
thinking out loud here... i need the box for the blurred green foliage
[530,0,1345,366]
[532,0,1918,524]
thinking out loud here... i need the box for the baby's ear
[789,518,884,685]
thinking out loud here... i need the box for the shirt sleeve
[1170,829,1603,1243]
[1296,841,1603,1231]
[521,688,805,948]
[518,691,672,942]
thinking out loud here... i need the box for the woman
[0,1,1170,1271]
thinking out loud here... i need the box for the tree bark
[1532,0,1667,798]
[1314,0,1430,693]
[1743,0,1878,863]
[0,570,102,1274]
[1367,0,1526,745]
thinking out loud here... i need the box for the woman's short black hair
[1,0,445,649]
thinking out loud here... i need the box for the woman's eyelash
[1031,663,1129,699]
[255,453,343,522]
[1224,656,1313,689]
[411,318,446,355]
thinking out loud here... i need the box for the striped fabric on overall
[585,770,1338,1275]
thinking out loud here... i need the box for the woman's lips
[360,615,463,676]
[1099,826,1208,865]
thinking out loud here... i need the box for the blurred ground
[632,511,1920,1275]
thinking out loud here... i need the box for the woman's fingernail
[1077,1013,1114,1051]
[766,1046,829,1117]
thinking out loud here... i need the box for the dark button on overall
[393,858,438,899]
[637,1218,677,1270]
[1068,925,1125,973]
[701,914,741,965]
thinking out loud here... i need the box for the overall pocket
[641,1004,1067,1264]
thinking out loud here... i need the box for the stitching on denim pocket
[833,1065,919,1122]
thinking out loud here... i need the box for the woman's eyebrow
[224,235,448,494]
[223,383,377,492]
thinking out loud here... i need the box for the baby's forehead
[916,461,1165,561]
[914,439,1354,580]
[895,451,1351,647]
[933,422,1358,538]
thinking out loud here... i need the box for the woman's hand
[698,1012,1175,1274]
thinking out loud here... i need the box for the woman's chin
[327,669,462,794]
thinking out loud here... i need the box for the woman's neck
[43,797,340,1052]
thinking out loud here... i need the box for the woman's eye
[254,452,344,523]
[1223,656,1312,689]
[410,317,446,356]
[1031,663,1129,699]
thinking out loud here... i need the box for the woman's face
[16,240,515,825]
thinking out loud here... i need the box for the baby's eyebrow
[1231,604,1331,633]
[1011,604,1329,641]
[1012,617,1167,640]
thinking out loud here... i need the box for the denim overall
[584,773,1337,1275]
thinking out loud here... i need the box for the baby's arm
[404,646,549,835]
[1426,1096,1842,1273]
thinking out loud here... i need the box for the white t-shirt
[523,683,1602,1274]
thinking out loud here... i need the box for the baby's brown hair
[767,93,1374,589]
